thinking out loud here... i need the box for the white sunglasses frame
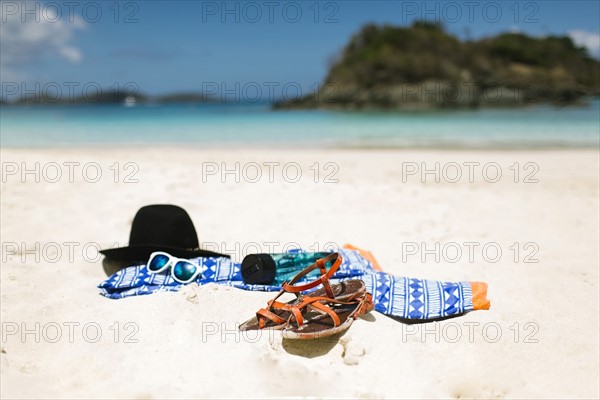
[146,251,201,284]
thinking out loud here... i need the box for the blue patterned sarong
[98,249,477,320]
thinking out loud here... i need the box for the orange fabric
[343,244,383,271]
[470,282,491,310]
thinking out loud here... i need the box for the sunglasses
[147,251,201,284]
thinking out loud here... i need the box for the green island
[275,21,600,110]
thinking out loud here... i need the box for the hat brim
[99,244,229,263]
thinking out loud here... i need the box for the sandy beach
[1,146,598,399]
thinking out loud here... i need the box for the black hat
[99,204,229,262]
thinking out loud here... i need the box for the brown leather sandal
[239,253,368,332]
[281,292,374,339]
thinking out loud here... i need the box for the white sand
[1,147,598,399]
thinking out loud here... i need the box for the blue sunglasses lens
[148,254,170,271]
[173,261,198,282]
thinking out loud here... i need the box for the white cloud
[0,1,85,82]
[58,46,83,63]
[568,30,600,58]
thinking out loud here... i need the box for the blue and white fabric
[98,249,473,320]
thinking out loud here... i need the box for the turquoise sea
[1,99,599,148]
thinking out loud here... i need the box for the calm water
[1,100,599,148]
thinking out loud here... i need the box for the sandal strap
[278,296,342,328]
[255,289,289,328]
[256,288,305,328]
[270,301,304,327]
[348,293,374,319]
[256,308,287,328]
[282,253,341,297]
[306,301,341,327]
[256,291,373,330]
[302,293,374,326]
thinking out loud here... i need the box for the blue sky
[1,0,599,100]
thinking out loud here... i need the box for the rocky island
[275,22,600,110]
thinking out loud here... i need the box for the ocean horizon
[1,98,599,149]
